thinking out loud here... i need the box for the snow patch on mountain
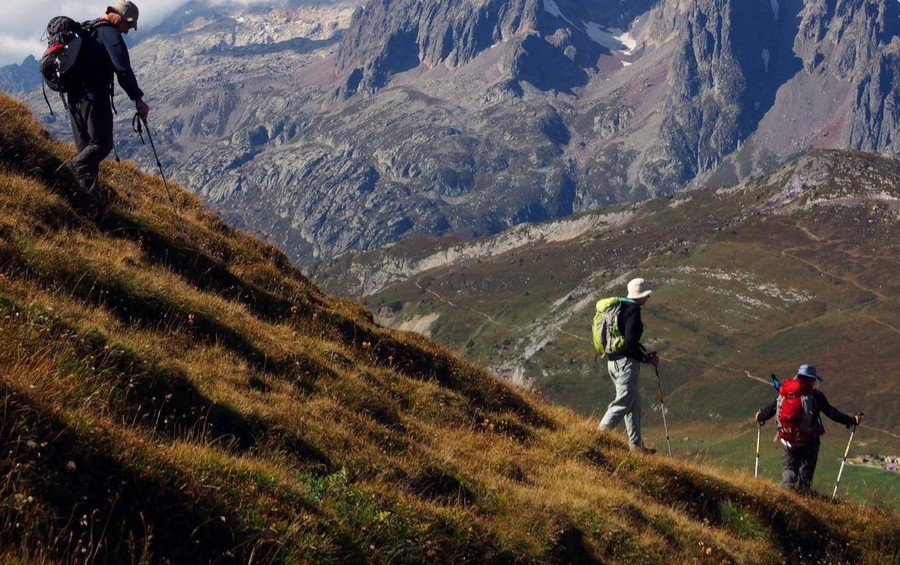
[543,0,635,56]
[584,23,636,55]
[543,0,574,25]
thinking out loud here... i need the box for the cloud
[0,0,189,66]
[0,35,44,65]
[0,0,310,67]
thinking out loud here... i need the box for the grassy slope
[323,148,900,509]
[0,93,898,563]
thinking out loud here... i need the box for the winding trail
[416,276,457,308]
[776,219,899,335]
[415,276,521,331]
[414,276,588,348]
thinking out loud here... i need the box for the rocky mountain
[0,55,39,93]
[5,0,900,269]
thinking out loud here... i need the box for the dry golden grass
[0,92,898,563]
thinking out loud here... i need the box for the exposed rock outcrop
[7,0,900,270]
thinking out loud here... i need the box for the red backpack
[775,378,824,447]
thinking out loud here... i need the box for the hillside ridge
[315,146,900,508]
[0,92,898,562]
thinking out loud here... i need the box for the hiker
[66,0,149,194]
[598,278,660,453]
[755,364,862,491]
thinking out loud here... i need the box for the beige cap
[626,278,653,299]
[108,0,139,30]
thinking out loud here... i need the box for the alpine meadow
[318,147,900,510]
[2,0,900,561]
[1,90,899,562]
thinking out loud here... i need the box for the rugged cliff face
[334,0,657,95]
[6,0,900,269]
[647,0,773,187]
[645,0,900,189]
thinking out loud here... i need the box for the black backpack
[40,16,92,93]
[39,17,114,94]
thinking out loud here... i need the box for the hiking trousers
[599,357,643,449]
[781,441,820,491]
[68,93,114,184]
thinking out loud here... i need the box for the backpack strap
[41,82,54,115]
[85,19,114,33]
[84,19,118,113]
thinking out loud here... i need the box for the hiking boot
[58,163,108,216]
[60,163,96,194]
[75,171,98,196]
[630,445,657,455]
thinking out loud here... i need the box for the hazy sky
[4,1,900,67]
[0,0,292,67]
[0,1,191,66]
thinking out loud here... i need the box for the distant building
[852,454,900,471]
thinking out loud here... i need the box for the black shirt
[608,299,652,363]
[76,19,143,101]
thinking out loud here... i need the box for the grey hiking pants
[68,93,114,183]
[599,357,643,449]
[781,441,820,491]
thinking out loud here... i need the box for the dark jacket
[758,386,857,440]
[73,19,143,101]
[608,299,652,363]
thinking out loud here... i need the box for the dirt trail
[415,276,521,331]
[780,245,885,299]
[414,277,589,346]
[778,221,898,334]
[416,276,457,308]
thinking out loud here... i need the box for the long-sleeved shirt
[607,299,652,363]
[75,19,144,101]
[758,387,857,433]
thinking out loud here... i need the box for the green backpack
[591,297,625,355]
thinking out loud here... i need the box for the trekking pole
[754,422,761,478]
[654,365,672,457]
[111,140,132,206]
[832,412,863,500]
[133,113,184,234]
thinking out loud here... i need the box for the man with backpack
[755,364,862,491]
[64,0,149,195]
[597,278,660,453]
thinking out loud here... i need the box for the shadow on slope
[1,91,898,563]
[0,378,342,563]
